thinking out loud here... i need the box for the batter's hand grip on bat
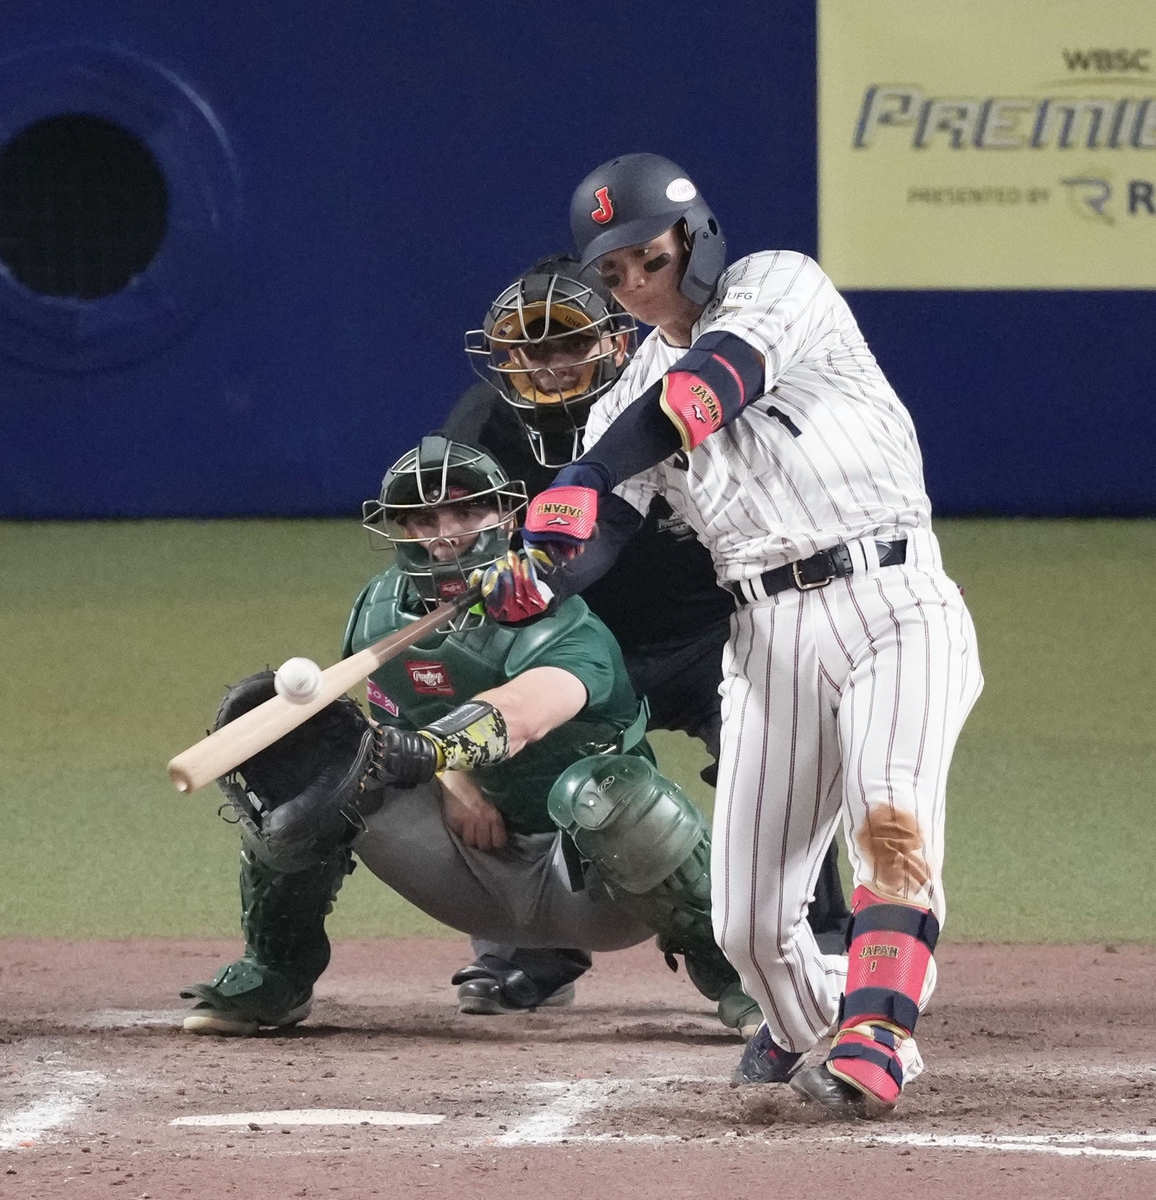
[166,585,481,794]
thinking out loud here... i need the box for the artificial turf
[1,518,1152,942]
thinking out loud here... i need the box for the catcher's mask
[362,435,527,627]
[464,255,635,468]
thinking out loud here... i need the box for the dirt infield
[2,938,1154,1199]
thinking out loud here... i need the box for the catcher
[181,435,762,1038]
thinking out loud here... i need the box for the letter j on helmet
[591,186,614,224]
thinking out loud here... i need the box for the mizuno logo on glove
[524,485,598,547]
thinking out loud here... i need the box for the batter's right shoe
[790,1059,896,1120]
[790,1025,923,1119]
[180,958,314,1036]
[451,948,588,1015]
[730,1022,804,1084]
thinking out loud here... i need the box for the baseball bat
[166,584,481,794]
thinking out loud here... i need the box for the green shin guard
[181,847,354,1031]
[624,862,762,1037]
[549,755,760,1035]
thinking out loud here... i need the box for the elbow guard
[658,331,764,452]
[421,700,510,772]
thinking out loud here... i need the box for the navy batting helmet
[569,153,726,305]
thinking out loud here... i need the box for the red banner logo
[406,660,455,695]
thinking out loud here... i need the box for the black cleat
[451,949,587,1015]
[730,1022,804,1084]
[456,977,576,1014]
[790,1063,895,1120]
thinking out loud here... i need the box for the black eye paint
[644,253,672,274]
[602,273,621,289]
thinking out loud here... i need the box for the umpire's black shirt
[441,382,735,651]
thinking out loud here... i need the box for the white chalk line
[172,1109,444,1128]
[11,1037,1154,1163]
[488,1075,1156,1161]
[851,1132,1156,1161]
[0,1096,86,1150]
[493,1076,709,1146]
[0,1068,106,1149]
[493,1080,623,1145]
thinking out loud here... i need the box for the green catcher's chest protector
[344,571,650,835]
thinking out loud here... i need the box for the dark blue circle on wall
[0,44,240,372]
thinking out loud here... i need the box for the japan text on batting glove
[521,463,606,566]
[470,549,556,626]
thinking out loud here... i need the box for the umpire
[446,255,850,968]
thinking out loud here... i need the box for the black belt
[728,539,907,606]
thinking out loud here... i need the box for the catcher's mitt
[214,671,384,872]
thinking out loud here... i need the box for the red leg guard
[826,887,939,1109]
[826,1026,904,1109]
[841,886,938,1033]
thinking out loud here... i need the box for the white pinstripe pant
[711,530,983,1051]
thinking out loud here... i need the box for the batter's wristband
[657,332,763,451]
[525,485,598,542]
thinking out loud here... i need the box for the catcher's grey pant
[351,783,653,951]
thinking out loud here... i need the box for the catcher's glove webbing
[214,671,384,872]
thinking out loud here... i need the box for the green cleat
[180,957,314,1037]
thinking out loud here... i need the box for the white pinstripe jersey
[583,251,933,585]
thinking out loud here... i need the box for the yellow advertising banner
[818,0,1156,287]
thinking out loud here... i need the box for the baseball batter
[487,155,983,1119]
[180,435,759,1039]
[445,255,852,1000]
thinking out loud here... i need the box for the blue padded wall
[0,2,1151,518]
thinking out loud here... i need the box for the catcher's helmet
[362,435,527,619]
[464,255,635,468]
[569,153,726,306]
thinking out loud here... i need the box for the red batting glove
[521,484,599,565]
[472,550,556,625]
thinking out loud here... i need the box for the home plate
[171,1109,444,1128]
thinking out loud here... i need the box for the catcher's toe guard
[790,1062,896,1120]
[180,983,312,1037]
[180,958,314,1036]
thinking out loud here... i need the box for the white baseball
[274,657,323,705]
